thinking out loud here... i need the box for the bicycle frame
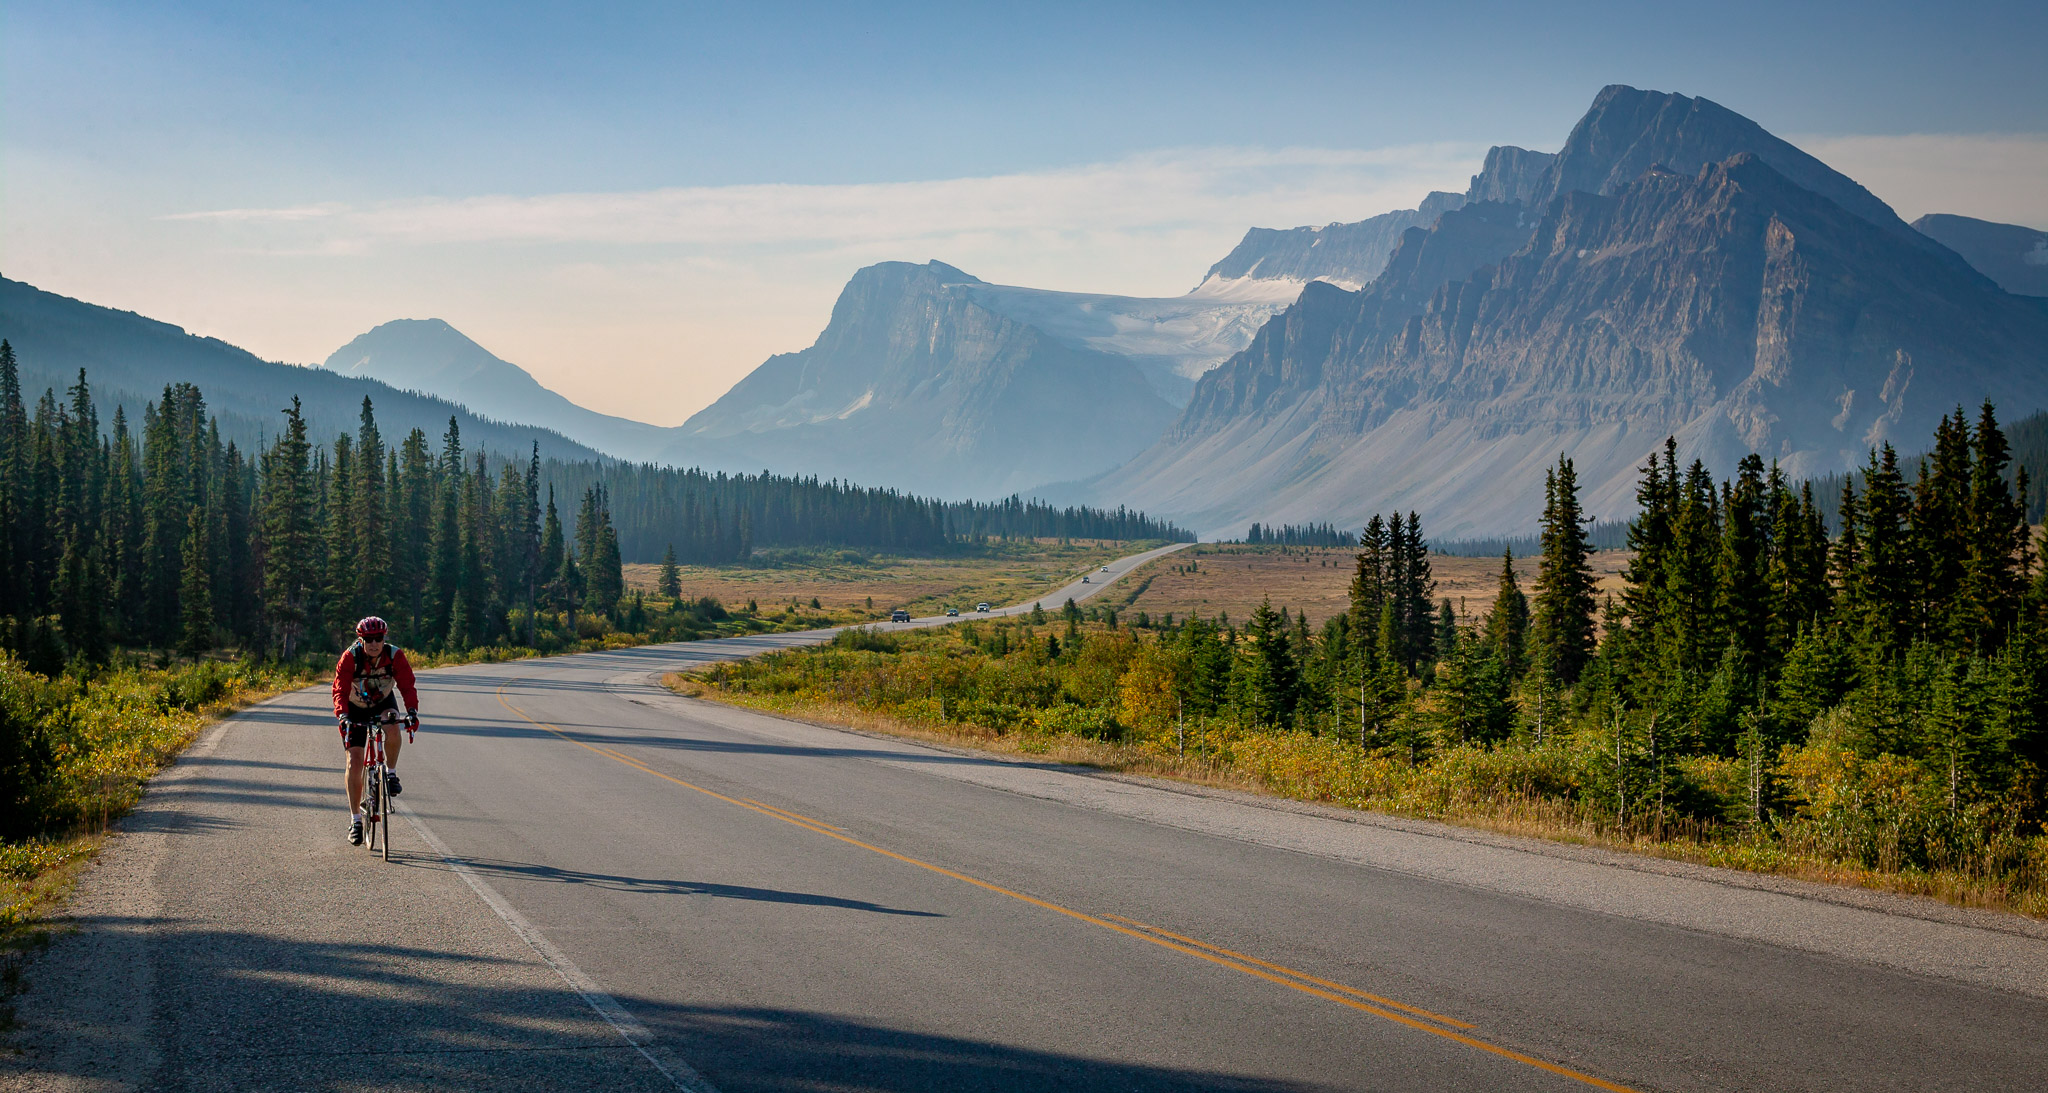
[351,685,410,861]
[361,719,393,860]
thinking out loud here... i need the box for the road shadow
[0,921,1311,1092]
[402,857,945,916]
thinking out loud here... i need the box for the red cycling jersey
[332,642,420,721]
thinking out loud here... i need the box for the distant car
[1101,566,1110,572]
[890,609,911,622]
[944,607,959,617]
[976,602,992,612]
[1081,576,1090,583]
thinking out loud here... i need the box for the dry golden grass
[1114,545,1631,627]
[625,539,1153,621]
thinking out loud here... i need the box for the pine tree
[427,419,463,643]
[325,432,356,632]
[1486,549,1529,678]
[0,341,20,620]
[350,397,388,622]
[1348,515,1389,665]
[1242,597,1299,728]
[1622,440,1679,643]
[1913,408,1972,641]
[1853,444,1914,650]
[1398,512,1435,670]
[259,399,319,658]
[178,506,213,658]
[539,487,565,611]
[657,543,682,599]
[521,444,542,644]
[1533,457,1597,684]
[1717,454,1771,673]
[1960,402,2029,652]
[394,429,435,635]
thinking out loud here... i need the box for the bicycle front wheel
[378,764,393,863]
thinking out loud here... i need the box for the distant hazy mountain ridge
[322,319,680,462]
[1912,213,2048,297]
[0,277,607,465]
[677,260,1181,498]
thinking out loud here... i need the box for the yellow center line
[743,798,846,831]
[493,684,1639,1093]
[1097,913,1475,1030]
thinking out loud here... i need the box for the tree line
[0,351,1185,663]
[1243,521,1352,547]
[719,401,2048,892]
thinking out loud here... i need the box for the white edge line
[396,799,721,1093]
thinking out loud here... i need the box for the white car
[976,603,991,612]
[1101,566,1110,572]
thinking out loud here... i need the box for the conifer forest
[0,347,1186,668]
[706,405,2048,908]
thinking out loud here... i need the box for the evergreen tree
[1717,454,1771,673]
[259,399,319,658]
[1960,402,2029,651]
[325,432,356,631]
[178,506,213,658]
[1241,597,1299,727]
[539,487,566,610]
[350,397,388,622]
[0,341,20,620]
[657,543,682,599]
[1851,445,1914,649]
[1913,409,1973,641]
[1348,515,1390,666]
[1486,549,1529,678]
[1533,457,1597,684]
[394,428,435,635]
[427,419,463,643]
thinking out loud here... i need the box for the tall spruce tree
[259,399,319,658]
[1533,456,1597,684]
[178,506,213,658]
[657,544,682,599]
[1960,402,2029,651]
[350,397,388,622]
[1487,549,1529,678]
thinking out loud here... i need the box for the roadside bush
[833,628,901,654]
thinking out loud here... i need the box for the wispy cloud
[160,202,349,223]
[160,145,1486,256]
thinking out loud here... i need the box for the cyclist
[333,616,420,845]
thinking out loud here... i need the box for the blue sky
[6,0,2046,421]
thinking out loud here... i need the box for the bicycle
[353,708,416,862]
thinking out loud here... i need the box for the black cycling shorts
[342,695,400,749]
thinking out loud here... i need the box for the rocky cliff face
[1912,214,2048,297]
[675,261,1179,498]
[1464,146,1555,204]
[1099,151,2048,539]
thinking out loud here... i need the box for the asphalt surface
[7,540,2048,1092]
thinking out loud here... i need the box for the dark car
[944,607,959,617]
[890,609,911,622]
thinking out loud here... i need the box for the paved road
[8,540,2048,1092]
